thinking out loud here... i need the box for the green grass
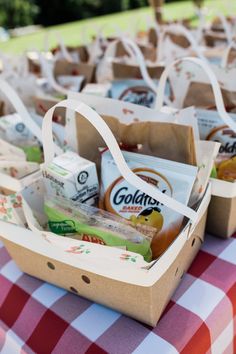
[0,0,235,54]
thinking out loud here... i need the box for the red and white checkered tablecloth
[0,233,235,354]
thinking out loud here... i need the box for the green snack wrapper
[44,197,152,262]
[22,146,42,163]
[210,165,218,179]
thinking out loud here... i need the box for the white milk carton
[42,151,99,205]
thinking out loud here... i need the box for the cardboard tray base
[1,212,207,327]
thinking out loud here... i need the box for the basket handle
[0,78,43,143]
[42,98,198,222]
[157,24,207,63]
[155,57,236,133]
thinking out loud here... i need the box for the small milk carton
[42,151,99,205]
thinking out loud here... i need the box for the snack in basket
[196,109,236,181]
[109,79,157,108]
[99,149,197,256]
[0,113,42,163]
[42,151,99,206]
[44,196,152,261]
[109,79,170,108]
[217,156,236,182]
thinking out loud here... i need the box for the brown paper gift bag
[184,82,236,111]
[54,60,96,85]
[182,43,236,110]
[52,45,89,63]
[75,115,196,171]
[33,96,66,125]
[96,37,164,83]
[112,61,164,80]
[115,40,157,63]
[67,91,199,170]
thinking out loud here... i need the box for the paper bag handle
[44,31,73,63]
[97,23,123,41]
[194,7,206,44]
[155,57,236,133]
[157,24,207,63]
[38,53,70,96]
[0,78,43,142]
[41,98,198,222]
[214,14,232,45]
[100,37,158,92]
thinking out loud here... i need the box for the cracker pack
[100,149,198,257]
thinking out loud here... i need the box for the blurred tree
[0,0,155,28]
[129,0,148,9]
[36,0,148,26]
[36,0,112,25]
[122,0,148,11]
[0,0,38,28]
[193,0,204,8]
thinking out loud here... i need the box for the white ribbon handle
[195,7,206,44]
[97,37,158,92]
[215,14,232,45]
[101,37,136,63]
[42,99,198,222]
[97,23,122,40]
[0,78,43,143]
[120,38,158,92]
[221,39,236,68]
[44,31,73,63]
[157,24,207,63]
[155,57,236,133]
[38,53,70,96]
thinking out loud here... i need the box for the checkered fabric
[0,233,235,354]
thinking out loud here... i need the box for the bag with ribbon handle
[155,56,236,238]
[45,30,86,64]
[86,22,132,67]
[205,12,236,47]
[94,37,167,108]
[156,23,207,65]
[0,79,43,226]
[161,53,236,113]
[67,83,219,256]
[0,53,38,111]
[155,56,236,179]
[0,78,63,191]
[26,30,74,76]
[22,98,203,260]
[95,37,164,84]
[39,34,96,97]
